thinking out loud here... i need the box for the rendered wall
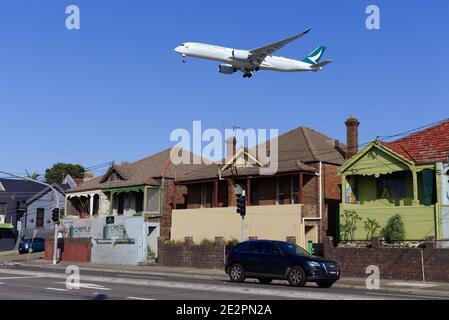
[171,204,305,247]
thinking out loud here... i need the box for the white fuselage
[175,42,314,72]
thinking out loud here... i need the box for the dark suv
[225,240,340,288]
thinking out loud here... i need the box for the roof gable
[340,141,414,176]
[221,147,263,171]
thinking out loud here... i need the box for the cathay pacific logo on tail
[303,46,326,65]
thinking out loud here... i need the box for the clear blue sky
[1,1,448,176]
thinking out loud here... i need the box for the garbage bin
[307,240,313,254]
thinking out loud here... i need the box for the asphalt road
[0,265,448,300]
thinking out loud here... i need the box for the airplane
[174,28,332,78]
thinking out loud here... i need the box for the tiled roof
[176,126,345,182]
[67,148,209,193]
[383,119,449,164]
[68,125,345,191]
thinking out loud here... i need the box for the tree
[45,163,85,184]
[381,214,405,243]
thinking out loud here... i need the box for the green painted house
[339,120,449,242]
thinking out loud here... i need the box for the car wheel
[258,278,273,285]
[229,263,245,283]
[316,280,335,288]
[287,266,306,287]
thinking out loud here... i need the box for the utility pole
[0,170,60,265]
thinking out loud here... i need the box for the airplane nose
[174,46,181,53]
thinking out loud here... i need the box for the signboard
[103,224,126,240]
[106,216,115,225]
[65,220,92,238]
[0,223,13,229]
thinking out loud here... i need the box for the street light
[0,170,60,265]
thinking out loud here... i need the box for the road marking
[388,282,437,288]
[46,288,68,292]
[127,297,156,300]
[0,276,46,280]
[56,282,112,291]
[118,274,164,280]
[365,292,449,300]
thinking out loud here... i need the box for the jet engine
[218,64,236,74]
[232,50,250,61]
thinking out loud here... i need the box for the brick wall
[322,237,449,281]
[44,238,91,263]
[323,164,341,200]
[158,237,225,269]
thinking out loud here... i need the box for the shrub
[225,238,240,247]
[199,239,215,246]
[364,218,381,240]
[381,214,405,243]
[166,240,184,246]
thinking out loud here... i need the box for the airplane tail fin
[302,46,326,65]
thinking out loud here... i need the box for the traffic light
[236,195,246,217]
[52,208,60,224]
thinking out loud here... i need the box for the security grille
[146,187,161,214]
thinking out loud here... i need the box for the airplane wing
[249,28,312,64]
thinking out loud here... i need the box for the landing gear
[182,54,187,63]
[243,73,253,78]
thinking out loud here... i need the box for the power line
[376,117,449,141]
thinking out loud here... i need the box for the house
[22,175,80,238]
[171,121,353,246]
[65,148,203,240]
[0,178,46,251]
[339,119,449,241]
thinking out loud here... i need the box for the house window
[146,187,161,214]
[36,208,45,227]
[291,177,300,204]
[376,172,407,199]
[201,185,207,208]
[0,203,6,223]
[418,169,436,206]
[117,194,125,215]
[277,178,285,205]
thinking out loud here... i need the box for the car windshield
[277,242,310,256]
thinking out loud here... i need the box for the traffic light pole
[241,216,245,242]
[0,170,60,265]
[240,190,245,242]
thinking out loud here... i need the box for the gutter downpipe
[302,162,323,247]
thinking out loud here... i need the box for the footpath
[1,251,448,298]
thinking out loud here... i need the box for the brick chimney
[345,115,360,160]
